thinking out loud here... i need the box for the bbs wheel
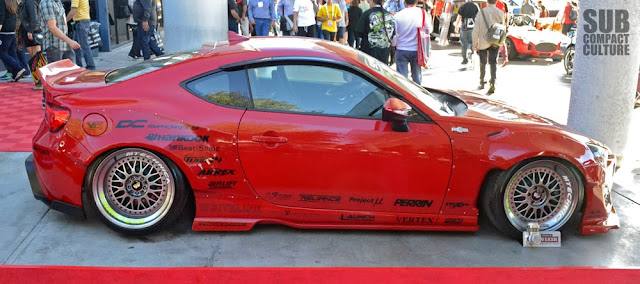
[87,148,188,235]
[482,159,584,239]
[564,46,575,75]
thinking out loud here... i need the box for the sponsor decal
[445,202,469,209]
[198,169,235,176]
[396,217,434,224]
[208,181,237,189]
[540,233,560,243]
[169,145,219,152]
[145,134,210,142]
[116,120,147,128]
[116,120,199,130]
[299,194,341,203]
[200,204,261,213]
[394,199,434,208]
[197,222,248,227]
[185,156,222,164]
[86,121,105,129]
[444,218,463,224]
[266,192,293,200]
[348,197,383,206]
[340,214,375,222]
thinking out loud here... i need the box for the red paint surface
[509,36,564,58]
[1,266,639,284]
[30,36,618,234]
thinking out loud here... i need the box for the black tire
[481,159,584,239]
[564,46,575,75]
[505,38,518,61]
[85,148,189,236]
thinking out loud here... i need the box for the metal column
[162,0,228,53]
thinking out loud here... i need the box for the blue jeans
[254,18,271,36]
[0,33,24,74]
[460,29,473,61]
[137,23,164,60]
[228,18,239,33]
[315,23,324,39]
[73,20,96,69]
[395,49,421,85]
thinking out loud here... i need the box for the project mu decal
[348,197,383,206]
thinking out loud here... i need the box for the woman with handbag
[18,0,44,89]
[0,0,27,82]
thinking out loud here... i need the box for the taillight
[45,103,71,132]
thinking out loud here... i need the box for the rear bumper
[25,154,85,217]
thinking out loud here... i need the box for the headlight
[587,143,609,168]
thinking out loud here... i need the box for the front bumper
[25,154,85,217]
[580,155,620,234]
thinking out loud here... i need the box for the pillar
[162,0,228,53]
[95,0,110,51]
[567,0,640,156]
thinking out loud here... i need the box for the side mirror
[382,98,411,132]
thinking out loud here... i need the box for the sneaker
[0,72,13,81]
[478,81,486,90]
[33,83,43,90]
[11,69,27,82]
[487,84,495,94]
[128,54,141,60]
[502,60,509,67]
[461,59,468,65]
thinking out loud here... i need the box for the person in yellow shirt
[316,0,341,41]
[66,0,95,70]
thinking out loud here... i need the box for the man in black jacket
[133,0,163,60]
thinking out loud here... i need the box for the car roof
[195,36,359,64]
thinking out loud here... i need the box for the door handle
[251,136,288,144]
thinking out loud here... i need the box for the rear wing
[38,59,107,103]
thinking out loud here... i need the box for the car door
[237,62,453,214]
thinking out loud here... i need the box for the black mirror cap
[382,98,411,132]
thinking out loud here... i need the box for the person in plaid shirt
[39,0,79,65]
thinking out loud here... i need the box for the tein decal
[185,156,222,164]
[394,199,434,208]
[145,134,210,142]
[299,194,341,203]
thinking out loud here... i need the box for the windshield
[105,52,195,84]
[356,51,455,116]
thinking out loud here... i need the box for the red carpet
[0,82,42,152]
[0,266,639,283]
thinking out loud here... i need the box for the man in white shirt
[293,0,319,37]
[393,0,431,84]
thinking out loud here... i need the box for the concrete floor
[1,42,639,267]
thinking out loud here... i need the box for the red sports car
[506,15,567,61]
[27,33,618,238]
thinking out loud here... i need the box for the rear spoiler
[38,59,107,103]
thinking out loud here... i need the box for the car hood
[509,26,567,44]
[452,90,559,125]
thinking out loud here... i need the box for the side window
[247,64,387,118]
[185,70,251,108]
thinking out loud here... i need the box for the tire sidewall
[483,159,585,239]
[85,148,188,236]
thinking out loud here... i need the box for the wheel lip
[502,160,579,232]
[92,148,175,230]
[564,46,575,74]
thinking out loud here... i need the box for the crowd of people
[227,0,579,95]
[0,0,162,92]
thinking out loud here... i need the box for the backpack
[114,0,132,19]
[480,9,507,47]
[568,7,578,21]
